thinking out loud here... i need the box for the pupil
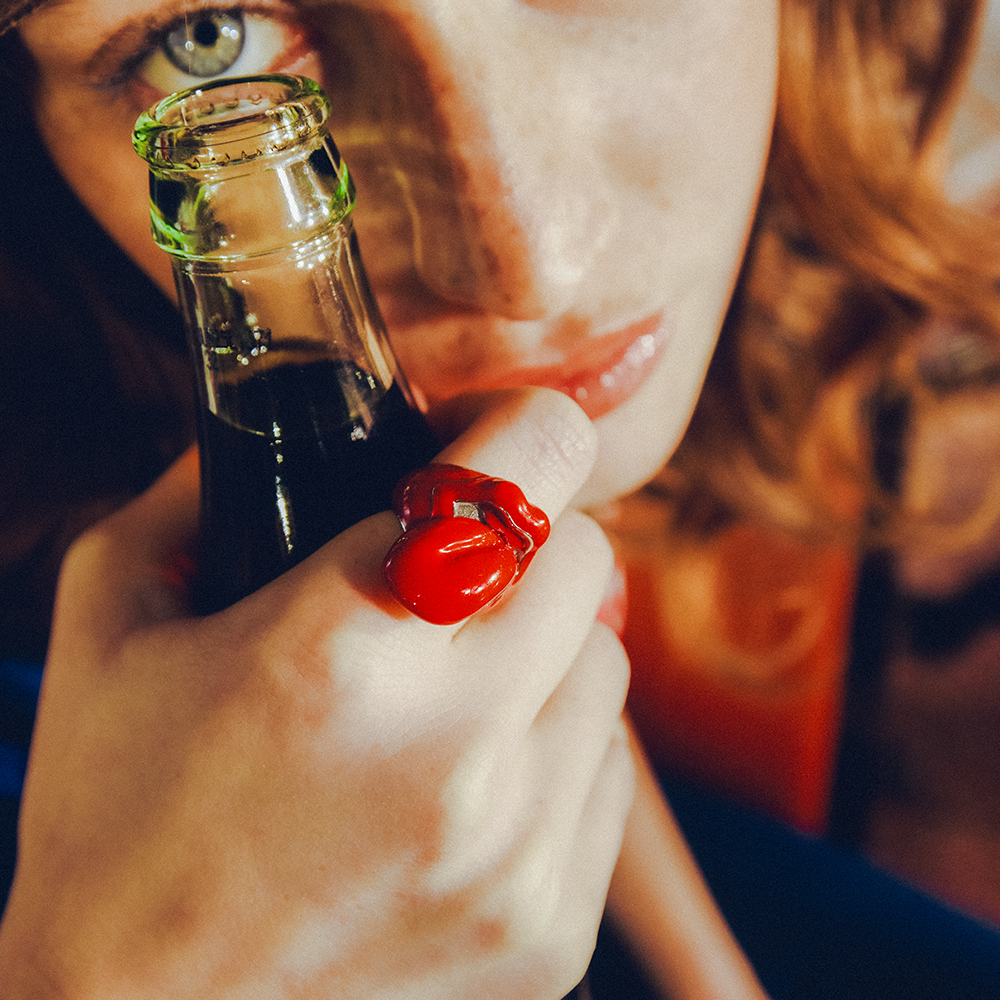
[163,11,245,77]
[194,19,220,48]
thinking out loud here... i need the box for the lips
[382,290,670,423]
[478,313,669,421]
[546,314,668,420]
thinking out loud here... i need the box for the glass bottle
[133,74,439,614]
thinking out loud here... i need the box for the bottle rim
[132,73,330,171]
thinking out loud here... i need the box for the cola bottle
[133,74,439,613]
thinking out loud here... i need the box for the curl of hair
[665,0,1000,555]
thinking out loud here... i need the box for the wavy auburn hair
[665,0,1000,547]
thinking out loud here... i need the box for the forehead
[11,0,689,31]
[14,0,734,88]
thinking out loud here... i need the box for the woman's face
[18,0,777,507]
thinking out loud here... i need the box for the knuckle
[586,623,631,710]
[491,854,563,951]
[509,890,604,999]
[608,720,637,803]
[466,891,591,1000]
[52,520,128,629]
[553,508,615,582]
[440,745,499,842]
[58,518,114,587]
[550,923,603,992]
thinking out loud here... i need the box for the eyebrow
[0,0,60,33]
[28,0,228,84]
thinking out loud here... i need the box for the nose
[327,2,616,321]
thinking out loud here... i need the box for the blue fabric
[0,660,43,708]
[589,773,1000,1000]
[0,745,28,801]
[0,658,41,907]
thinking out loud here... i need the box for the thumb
[433,386,598,522]
[48,447,201,661]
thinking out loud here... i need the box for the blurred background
[605,0,1000,934]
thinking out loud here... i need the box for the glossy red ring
[382,464,550,625]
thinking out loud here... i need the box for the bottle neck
[149,136,355,261]
[135,73,420,434]
[134,74,354,260]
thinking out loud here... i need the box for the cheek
[33,86,176,299]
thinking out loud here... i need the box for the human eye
[142,9,293,94]
[103,5,316,101]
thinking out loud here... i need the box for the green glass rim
[132,73,330,171]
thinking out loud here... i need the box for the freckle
[474,918,506,951]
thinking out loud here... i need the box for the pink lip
[481,313,669,420]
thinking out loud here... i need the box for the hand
[0,387,634,1000]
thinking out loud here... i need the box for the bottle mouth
[133,73,330,170]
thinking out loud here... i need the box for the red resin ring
[383,464,551,625]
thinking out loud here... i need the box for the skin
[1,1,779,997]
[17,0,777,505]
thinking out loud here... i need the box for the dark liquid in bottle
[194,358,438,614]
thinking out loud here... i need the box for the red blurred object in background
[616,517,857,835]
